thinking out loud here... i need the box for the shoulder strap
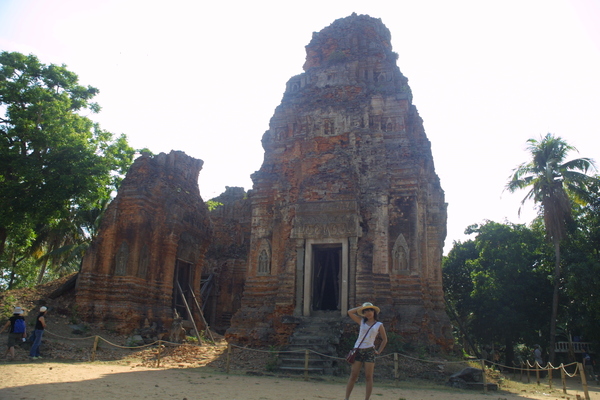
[356,322,376,347]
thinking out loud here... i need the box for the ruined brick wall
[203,187,251,333]
[227,14,452,349]
[75,151,212,333]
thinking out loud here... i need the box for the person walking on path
[534,344,546,378]
[0,307,27,360]
[344,302,388,400]
[29,306,47,359]
[583,351,598,384]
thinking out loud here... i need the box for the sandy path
[1,360,599,400]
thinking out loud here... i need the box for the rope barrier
[390,351,466,364]
[97,336,158,350]
[45,329,97,341]
[485,358,579,374]
[36,331,595,399]
[45,329,211,349]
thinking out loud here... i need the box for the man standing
[29,306,47,359]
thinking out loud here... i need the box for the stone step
[279,356,333,365]
[283,345,335,355]
[278,314,343,373]
[289,336,334,344]
[278,366,327,373]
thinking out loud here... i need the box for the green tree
[443,238,478,355]
[561,177,600,344]
[506,133,597,362]
[444,221,551,365]
[0,51,135,264]
[443,237,477,313]
[0,223,38,290]
[33,197,110,284]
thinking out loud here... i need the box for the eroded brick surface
[226,14,452,349]
[76,151,212,333]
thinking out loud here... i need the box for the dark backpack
[13,318,26,333]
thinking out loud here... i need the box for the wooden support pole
[156,340,162,368]
[304,349,310,381]
[561,364,567,394]
[536,363,540,386]
[527,362,531,383]
[188,283,214,343]
[394,353,399,380]
[90,336,99,362]
[481,359,488,393]
[578,362,590,400]
[548,366,553,389]
[226,343,232,374]
[176,281,202,345]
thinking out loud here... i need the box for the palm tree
[506,133,597,363]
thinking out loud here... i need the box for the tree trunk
[505,337,515,368]
[0,226,6,259]
[37,257,49,285]
[549,239,561,364]
[7,250,16,290]
[445,298,480,357]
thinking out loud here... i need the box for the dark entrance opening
[312,245,341,311]
[173,260,193,319]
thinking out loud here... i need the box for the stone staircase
[278,312,343,374]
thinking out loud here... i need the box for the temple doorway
[312,245,341,311]
[173,260,193,319]
[303,238,349,316]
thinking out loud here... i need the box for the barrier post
[226,343,231,374]
[304,349,309,381]
[90,336,99,362]
[560,364,567,394]
[520,362,524,382]
[548,365,553,389]
[536,363,540,386]
[481,359,488,393]
[394,353,399,380]
[527,362,531,383]
[155,340,163,368]
[578,362,590,400]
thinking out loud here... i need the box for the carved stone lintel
[290,201,362,239]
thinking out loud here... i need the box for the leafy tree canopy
[443,221,552,363]
[0,51,135,268]
[562,177,600,343]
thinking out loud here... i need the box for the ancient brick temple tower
[227,14,452,348]
[76,151,212,332]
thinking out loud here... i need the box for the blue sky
[1,0,599,253]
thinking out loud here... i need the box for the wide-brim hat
[357,302,380,316]
[13,307,23,315]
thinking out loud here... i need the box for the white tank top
[354,320,382,349]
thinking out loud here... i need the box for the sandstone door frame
[303,238,348,316]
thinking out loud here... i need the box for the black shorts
[355,347,376,363]
[7,333,22,348]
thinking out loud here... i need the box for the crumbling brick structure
[203,187,251,333]
[75,151,212,333]
[226,13,452,349]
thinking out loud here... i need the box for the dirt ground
[2,327,599,400]
[1,358,600,400]
[2,278,599,400]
